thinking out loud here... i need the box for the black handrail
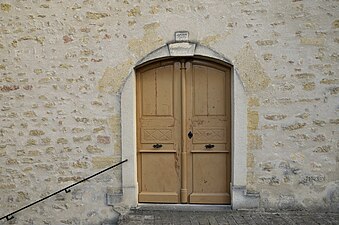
[0,159,128,221]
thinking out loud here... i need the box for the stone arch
[120,40,256,209]
[135,42,232,68]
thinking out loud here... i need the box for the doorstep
[132,203,232,212]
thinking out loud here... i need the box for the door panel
[156,66,174,116]
[139,153,179,202]
[190,153,229,204]
[187,61,231,204]
[137,59,231,204]
[137,61,181,203]
[141,65,174,116]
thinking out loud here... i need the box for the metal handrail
[0,159,128,221]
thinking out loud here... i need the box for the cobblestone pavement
[118,209,339,225]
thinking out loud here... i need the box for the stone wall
[0,0,338,223]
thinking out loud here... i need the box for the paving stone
[118,210,339,225]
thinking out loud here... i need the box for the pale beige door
[136,61,182,203]
[137,59,231,204]
[186,60,231,204]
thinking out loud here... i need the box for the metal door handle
[153,144,163,149]
[205,144,215,149]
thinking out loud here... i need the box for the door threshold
[134,203,232,212]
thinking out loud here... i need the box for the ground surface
[118,209,339,225]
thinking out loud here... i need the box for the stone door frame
[121,41,254,209]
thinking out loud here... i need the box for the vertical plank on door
[208,67,226,116]
[156,65,174,116]
[193,65,208,116]
[142,69,156,115]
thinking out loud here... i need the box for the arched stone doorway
[120,38,258,209]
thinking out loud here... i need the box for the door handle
[205,144,215,149]
[153,143,163,149]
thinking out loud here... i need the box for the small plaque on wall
[175,31,189,42]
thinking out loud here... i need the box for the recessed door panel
[137,59,231,204]
[141,65,174,116]
[190,153,229,204]
[139,153,179,203]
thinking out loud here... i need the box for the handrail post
[6,215,14,221]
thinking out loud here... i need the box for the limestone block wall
[0,0,338,223]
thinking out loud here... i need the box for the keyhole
[188,131,193,139]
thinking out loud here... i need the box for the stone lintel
[168,42,196,56]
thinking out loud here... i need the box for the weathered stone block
[35,164,53,170]
[248,110,259,130]
[292,73,315,79]
[282,122,306,131]
[0,147,6,157]
[26,139,37,146]
[248,97,260,107]
[278,195,300,210]
[58,176,82,183]
[329,87,339,95]
[92,156,116,169]
[127,6,141,17]
[73,135,91,143]
[303,82,315,91]
[72,161,89,169]
[296,112,309,119]
[235,44,271,92]
[313,120,326,127]
[29,130,45,136]
[299,175,325,185]
[33,69,43,75]
[6,158,19,165]
[97,135,110,144]
[0,3,11,12]
[27,150,41,156]
[0,85,19,92]
[264,114,287,121]
[106,192,123,206]
[247,153,254,168]
[329,119,339,124]
[93,126,105,133]
[260,162,274,172]
[312,134,326,142]
[169,42,196,56]
[0,184,16,189]
[300,37,324,46]
[248,133,262,150]
[63,35,73,43]
[263,53,272,61]
[314,145,331,153]
[86,145,104,153]
[320,79,338,84]
[57,138,68,144]
[332,19,339,28]
[259,176,280,185]
[232,186,260,209]
[256,40,277,46]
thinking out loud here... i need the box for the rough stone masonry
[0,0,338,224]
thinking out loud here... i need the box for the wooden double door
[136,59,231,204]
